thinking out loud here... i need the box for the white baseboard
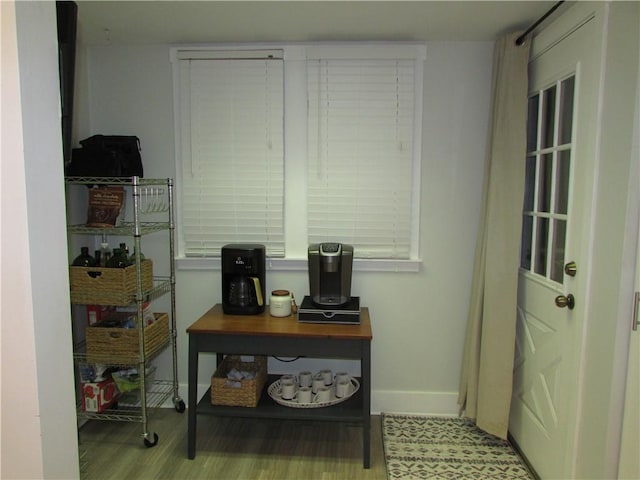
[165,383,460,418]
[371,389,460,416]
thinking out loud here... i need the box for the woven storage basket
[69,259,153,306]
[211,355,267,407]
[86,312,169,364]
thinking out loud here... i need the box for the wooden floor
[78,408,388,479]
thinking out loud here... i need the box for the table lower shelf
[197,375,365,423]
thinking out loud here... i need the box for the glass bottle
[106,248,130,268]
[129,247,145,264]
[99,242,111,267]
[72,247,96,267]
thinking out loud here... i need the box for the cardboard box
[82,378,119,412]
[86,305,115,326]
[115,302,155,326]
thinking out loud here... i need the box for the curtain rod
[515,1,565,46]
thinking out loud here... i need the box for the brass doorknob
[564,261,577,277]
[555,294,575,310]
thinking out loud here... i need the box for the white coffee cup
[319,369,333,385]
[295,386,312,403]
[314,386,331,403]
[334,372,351,384]
[335,379,351,398]
[312,374,325,394]
[299,371,313,387]
[280,374,297,385]
[280,379,296,400]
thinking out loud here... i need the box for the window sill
[177,257,421,273]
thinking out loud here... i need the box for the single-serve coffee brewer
[298,242,360,324]
[221,244,266,315]
[308,242,353,306]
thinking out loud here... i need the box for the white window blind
[177,54,285,257]
[307,59,416,259]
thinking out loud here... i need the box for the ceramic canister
[270,290,292,317]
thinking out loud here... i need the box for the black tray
[297,296,361,324]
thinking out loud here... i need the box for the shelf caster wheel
[174,399,186,413]
[144,432,159,448]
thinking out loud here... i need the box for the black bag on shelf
[66,135,144,178]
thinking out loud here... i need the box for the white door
[510,11,601,480]
[618,105,640,478]
[618,268,639,478]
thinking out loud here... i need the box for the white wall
[1,1,79,478]
[1,3,43,478]
[79,41,493,415]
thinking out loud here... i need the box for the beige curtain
[457,32,531,440]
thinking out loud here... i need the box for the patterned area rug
[382,414,535,480]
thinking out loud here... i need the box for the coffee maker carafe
[222,244,266,315]
[308,243,353,306]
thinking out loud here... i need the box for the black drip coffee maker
[221,244,266,315]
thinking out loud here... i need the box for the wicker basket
[69,259,153,306]
[211,355,267,407]
[85,312,169,364]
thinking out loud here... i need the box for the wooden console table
[186,304,373,468]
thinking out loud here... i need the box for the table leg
[362,341,371,468]
[187,334,198,459]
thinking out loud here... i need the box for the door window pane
[559,76,575,145]
[523,156,536,212]
[551,219,567,283]
[556,150,571,214]
[534,217,549,276]
[527,94,539,153]
[541,86,556,149]
[538,153,553,212]
[521,215,533,270]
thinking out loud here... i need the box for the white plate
[267,377,360,408]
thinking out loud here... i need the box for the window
[174,50,285,257]
[520,75,575,284]
[172,44,425,268]
[307,58,416,259]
